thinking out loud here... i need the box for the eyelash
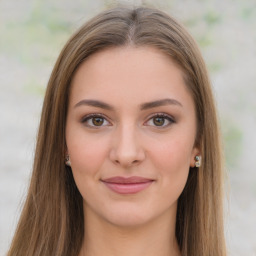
[81,113,175,128]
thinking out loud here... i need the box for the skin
[65,46,199,256]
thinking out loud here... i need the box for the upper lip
[101,176,154,184]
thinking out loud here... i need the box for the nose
[109,124,146,168]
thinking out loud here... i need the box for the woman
[7,5,226,256]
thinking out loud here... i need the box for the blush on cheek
[152,140,191,181]
[71,144,107,175]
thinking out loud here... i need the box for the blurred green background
[0,0,255,255]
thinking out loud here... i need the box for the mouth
[101,176,154,195]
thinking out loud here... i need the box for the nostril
[117,159,141,168]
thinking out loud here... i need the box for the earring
[65,155,71,166]
[195,155,201,168]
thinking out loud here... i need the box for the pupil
[154,117,164,126]
[93,117,103,126]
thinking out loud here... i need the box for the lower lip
[102,181,153,194]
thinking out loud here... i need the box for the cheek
[150,138,193,169]
[67,136,110,198]
[149,138,192,190]
[67,134,109,176]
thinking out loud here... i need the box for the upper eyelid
[146,112,175,120]
[81,113,109,120]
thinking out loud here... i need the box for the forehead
[69,46,194,110]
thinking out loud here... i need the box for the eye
[81,114,111,127]
[145,114,175,127]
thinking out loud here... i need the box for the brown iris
[92,117,104,126]
[153,117,165,126]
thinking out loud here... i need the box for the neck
[79,206,181,256]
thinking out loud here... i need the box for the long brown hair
[7,6,226,256]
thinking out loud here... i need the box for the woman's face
[66,46,199,227]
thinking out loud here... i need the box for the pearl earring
[195,155,201,168]
[65,155,71,166]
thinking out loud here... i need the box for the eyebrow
[140,98,183,110]
[74,99,114,110]
[74,98,182,110]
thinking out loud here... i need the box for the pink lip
[101,176,154,194]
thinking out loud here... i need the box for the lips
[101,176,154,194]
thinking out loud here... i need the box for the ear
[190,146,200,167]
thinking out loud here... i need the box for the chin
[105,211,152,228]
[100,202,171,229]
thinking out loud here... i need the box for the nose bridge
[110,121,144,166]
